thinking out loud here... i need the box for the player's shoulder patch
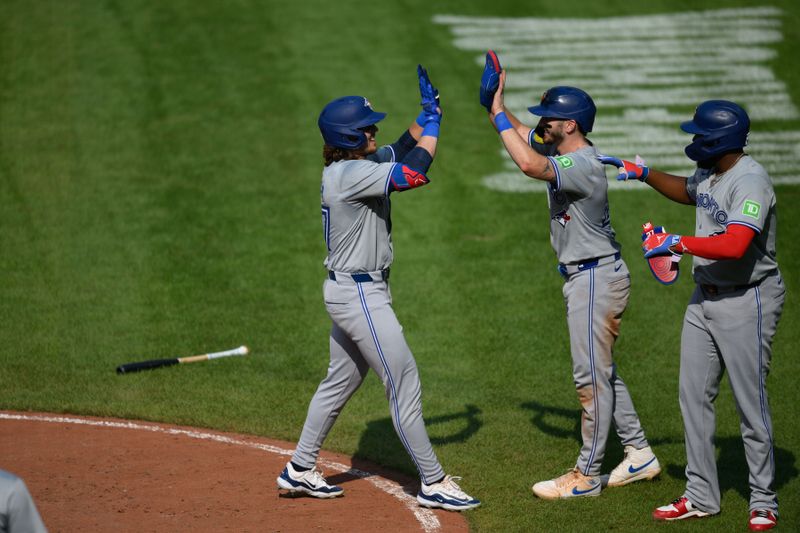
[742,199,761,219]
[554,155,574,169]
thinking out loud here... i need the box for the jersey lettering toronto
[695,192,728,225]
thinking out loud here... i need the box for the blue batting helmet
[318,96,386,150]
[528,86,596,133]
[681,100,750,162]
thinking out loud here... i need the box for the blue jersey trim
[584,268,600,474]
[547,156,562,191]
[384,164,395,195]
[727,220,762,235]
[754,287,776,474]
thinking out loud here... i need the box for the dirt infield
[0,412,469,532]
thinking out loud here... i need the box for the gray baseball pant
[562,258,649,476]
[680,272,785,514]
[292,274,445,485]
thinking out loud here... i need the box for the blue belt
[559,252,621,277]
[576,252,621,271]
[328,269,390,283]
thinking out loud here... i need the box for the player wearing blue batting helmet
[318,96,387,150]
[483,54,662,502]
[528,86,597,134]
[681,99,750,167]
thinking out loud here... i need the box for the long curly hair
[323,144,367,166]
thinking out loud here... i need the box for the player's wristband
[415,110,426,127]
[494,112,513,133]
[422,121,440,138]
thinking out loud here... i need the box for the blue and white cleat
[532,468,601,500]
[417,475,481,511]
[276,462,343,498]
[607,445,661,487]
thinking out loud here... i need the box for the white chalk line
[0,412,442,533]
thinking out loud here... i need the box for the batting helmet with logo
[318,96,387,150]
[528,86,596,133]
[681,100,750,162]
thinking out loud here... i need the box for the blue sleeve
[367,130,417,163]
[400,146,433,174]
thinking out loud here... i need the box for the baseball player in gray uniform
[482,57,660,499]
[603,100,784,531]
[0,469,47,533]
[276,66,480,511]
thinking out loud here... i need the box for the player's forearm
[401,146,433,174]
[645,169,693,205]
[503,133,553,180]
[677,225,755,260]
[490,107,532,139]
[415,134,437,159]
[494,112,553,181]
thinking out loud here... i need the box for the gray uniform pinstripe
[544,145,650,476]
[292,147,445,485]
[680,155,784,515]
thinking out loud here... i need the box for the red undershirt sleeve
[678,224,756,260]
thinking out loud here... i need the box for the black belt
[701,280,760,296]
[328,269,390,283]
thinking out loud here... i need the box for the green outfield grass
[1,1,798,531]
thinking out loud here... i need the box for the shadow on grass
[331,404,483,494]
[520,399,688,467]
[665,438,797,500]
[520,400,798,498]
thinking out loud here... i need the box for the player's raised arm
[386,65,442,193]
[479,50,533,141]
[408,64,441,157]
[490,70,555,182]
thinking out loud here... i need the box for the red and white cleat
[653,496,710,521]
[748,509,777,531]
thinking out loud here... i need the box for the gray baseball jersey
[686,155,778,285]
[678,155,784,515]
[545,146,621,265]
[292,148,446,486]
[534,140,651,477]
[0,470,47,533]
[321,159,395,273]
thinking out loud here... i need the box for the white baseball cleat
[607,445,661,487]
[276,462,343,498]
[417,475,481,511]
[532,468,601,500]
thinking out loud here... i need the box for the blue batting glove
[418,64,440,119]
[643,232,682,258]
[480,50,502,112]
[597,154,649,181]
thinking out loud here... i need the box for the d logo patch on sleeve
[554,156,574,169]
[742,200,761,219]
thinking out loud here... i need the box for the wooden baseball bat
[116,345,249,374]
